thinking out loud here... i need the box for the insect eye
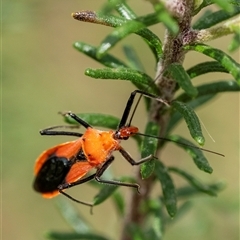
[114,128,132,140]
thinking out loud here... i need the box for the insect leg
[40,125,83,137]
[119,147,157,165]
[65,112,92,129]
[117,89,168,129]
[94,156,141,193]
[40,110,93,137]
[58,155,115,193]
[58,173,96,210]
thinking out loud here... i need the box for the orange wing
[34,140,89,198]
[41,161,93,199]
[34,140,81,175]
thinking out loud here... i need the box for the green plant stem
[120,1,195,239]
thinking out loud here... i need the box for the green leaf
[62,113,120,129]
[168,135,213,173]
[154,161,177,217]
[176,80,240,102]
[93,184,119,206]
[184,44,240,84]
[96,18,162,60]
[144,199,164,238]
[212,0,234,12]
[193,1,214,15]
[230,0,240,6]
[145,198,163,213]
[123,45,145,71]
[114,0,177,36]
[151,1,179,35]
[140,158,156,181]
[169,167,221,195]
[176,182,225,198]
[112,192,125,216]
[97,20,147,57]
[73,42,128,68]
[228,32,240,52]
[140,122,160,179]
[55,198,91,233]
[171,101,205,145]
[46,232,110,240]
[127,224,147,240]
[108,0,163,61]
[109,0,138,19]
[167,95,215,133]
[193,7,240,29]
[72,10,162,61]
[85,67,160,95]
[145,212,164,240]
[186,61,228,79]
[166,201,192,225]
[167,63,198,97]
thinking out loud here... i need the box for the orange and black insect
[33,90,223,208]
[33,90,166,207]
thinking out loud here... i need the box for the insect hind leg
[94,156,142,193]
[57,173,96,213]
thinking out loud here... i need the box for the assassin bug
[33,90,165,207]
[33,90,223,208]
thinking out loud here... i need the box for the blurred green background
[2,1,239,240]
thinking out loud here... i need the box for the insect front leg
[117,89,169,129]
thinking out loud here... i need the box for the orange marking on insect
[81,128,120,165]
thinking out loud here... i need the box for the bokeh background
[2,1,239,240]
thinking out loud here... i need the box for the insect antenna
[136,132,225,157]
[122,90,224,157]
